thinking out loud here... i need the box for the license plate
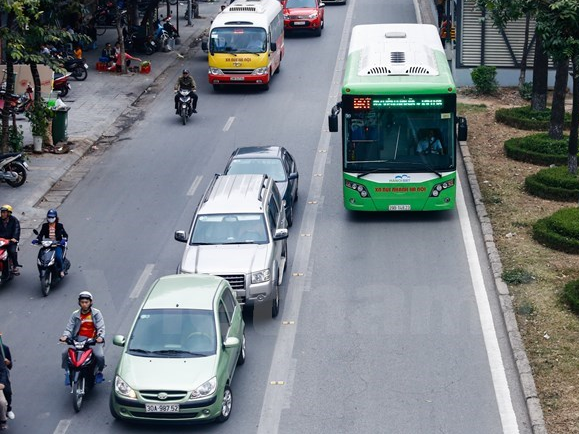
[230,77,245,81]
[389,205,411,211]
[293,21,306,25]
[84,64,89,69]
[145,404,180,413]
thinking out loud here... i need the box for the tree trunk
[1,14,15,154]
[549,58,569,140]
[30,63,42,103]
[193,0,200,18]
[518,12,531,89]
[568,56,579,176]
[531,34,548,111]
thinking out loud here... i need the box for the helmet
[47,209,58,219]
[182,69,189,74]
[0,205,12,213]
[78,291,93,302]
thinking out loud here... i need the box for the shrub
[533,207,579,254]
[8,125,23,152]
[504,133,569,165]
[562,280,579,315]
[525,166,579,201]
[502,268,535,285]
[496,105,572,130]
[471,65,499,95]
[518,82,533,100]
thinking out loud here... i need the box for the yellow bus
[202,0,284,91]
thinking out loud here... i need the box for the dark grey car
[224,146,299,226]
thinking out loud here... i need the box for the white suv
[175,174,288,318]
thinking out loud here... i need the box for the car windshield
[226,158,287,182]
[127,309,216,357]
[286,0,317,7]
[190,213,268,245]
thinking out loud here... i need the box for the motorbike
[63,57,88,81]
[53,72,72,98]
[0,152,28,188]
[95,1,127,26]
[0,84,33,115]
[153,18,170,51]
[161,14,179,38]
[0,238,16,285]
[32,229,70,296]
[64,337,101,412]
[124,26,156,55]
[176,89,195,125]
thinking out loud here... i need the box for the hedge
[562,280,579,315]
[504,133,569,166]
[495,106,571,130]
[533,207,579,254]
[525,166,579,201]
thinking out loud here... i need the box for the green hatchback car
[109,274,246,423]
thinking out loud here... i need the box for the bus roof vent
[228,0,265,13]
[358,42,438,76]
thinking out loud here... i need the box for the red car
[282,0,325,36]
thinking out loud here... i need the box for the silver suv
[175,174,289,318]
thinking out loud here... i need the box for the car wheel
[271,283,280,318]
[314,27,322,37]
[216,386,232,422]
[109,394,121,420]
[237,333,246,366]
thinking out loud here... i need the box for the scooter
[0,238,16,285]
[32,230,70,296]
[0,84,34,115]
[176,89,195,125]
[161,14,179,38]
[63,58,88,81]
[53,72,72,97]
[0,152,28,188]
[63,337,100,412]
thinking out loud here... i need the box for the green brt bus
[328,23,467,211]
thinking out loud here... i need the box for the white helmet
[78,291,93,302]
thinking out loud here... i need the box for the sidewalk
[3,1,222,234]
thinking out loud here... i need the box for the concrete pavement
[2,0,223,234]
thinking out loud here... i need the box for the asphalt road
[0,0,533,433]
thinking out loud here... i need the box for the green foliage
[525,166,579,201]
[25,100,53,137]
[471,65,499,95]
[496,106,572,130]
[504,133,569,165]
[533,207,579,254]
[518,81,533,100]
[502,267,535,284]
[562,279,579,315]
[8,125,24,152]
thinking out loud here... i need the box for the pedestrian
[0,362,9,431]
[73,44,83,59]
[0,336,14,422]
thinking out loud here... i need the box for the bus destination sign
[351,96,445,110]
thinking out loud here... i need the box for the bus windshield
[210,27,267,54]
[344,108,455,173]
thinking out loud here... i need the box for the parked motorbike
[0,152,28,188]
[161,14,179,38]
[53,73,72,98]
[176,89,195,125]
[124,26,156,55]
[153,18,170,51]
[0,238,16,285]
[32,229,70,296]
[95,1,127,26]
[63,58,88,81]
[0,84,33,115]
[63,337,101,412]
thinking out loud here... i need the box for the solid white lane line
[223,116,235,132]
[53,419,71,434]
[129,264,155,299]
[457,177,520,433]
[187,175,203,197]
[256,0,357,432]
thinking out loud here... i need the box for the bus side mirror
[270,42,277,52]
[328,114,338,132]
[201,39,208,52]
[457,116,468,141]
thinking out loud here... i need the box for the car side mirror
[457,116,468,141]
[113,335,126,347]
[270,42,277,52]
[273,228,289,240]
[320,2,325,6]
[223,336,240,348]
[288,173,298,180]
[201,39,208,52]
[174,230,187,243]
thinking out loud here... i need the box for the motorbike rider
[34,209,69,278]
[0,362,9,431]
[174,69,198,114]
[60,291,106,385]
[0,205,21,276]
[0,336,13,421]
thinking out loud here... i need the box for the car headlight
[114,375,137,400]
[308,12,318,18]
[189,377,217,400]
[283,14,289,19]
[252,67,268,75]
[209,67,223,75]
[251,269,271,284]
